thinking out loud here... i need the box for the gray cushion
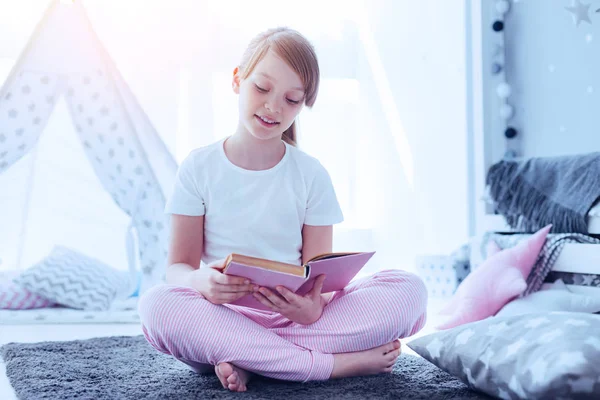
[408,312,600,399]
[14,246,131,311]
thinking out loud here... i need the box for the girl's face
[233,50,305,142]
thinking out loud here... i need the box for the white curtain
[0,0,471,276]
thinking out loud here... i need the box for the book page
[307,252,360,263]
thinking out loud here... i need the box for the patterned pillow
[408,312,600,399]
[497,280,600,317]
[0,272,55,309]
[13,246,132,311]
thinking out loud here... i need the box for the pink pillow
[435,225,551,330]
[0,276,55,309]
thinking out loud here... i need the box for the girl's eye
[255,83,300,105]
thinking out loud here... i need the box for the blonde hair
[238,27,320,147]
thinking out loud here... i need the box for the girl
[138,27,427,392]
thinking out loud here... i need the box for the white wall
[471,0,600,234]
[482,0,600,163]
[0,0,472,274]
[353,0,470,270]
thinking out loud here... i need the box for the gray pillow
[14,246,131,311]
[408,312,600,399]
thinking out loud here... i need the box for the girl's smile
[254,114,280,128]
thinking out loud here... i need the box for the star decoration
[525,317,549,328]
[557,351,586,369]
[426,338,443,359]
[505,338,527,358]
[455,329,475,346]
[487,321,509,335]
[565,0,592,26]
[142,264,154,275]
[529,358,548,385]
[539,328,563,343]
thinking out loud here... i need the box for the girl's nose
[264,99,281,114]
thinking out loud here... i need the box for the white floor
[0,298,446,399]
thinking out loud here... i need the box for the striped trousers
[138,269,427,382]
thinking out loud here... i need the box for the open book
[222,251,375,310]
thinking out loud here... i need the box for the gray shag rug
[1,335,491,399]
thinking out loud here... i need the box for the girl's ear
[232,67,241,94]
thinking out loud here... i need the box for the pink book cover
[226,252,375,310]
[296,251,375,296]
[225,262,308,311]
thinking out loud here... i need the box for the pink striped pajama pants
[138,269,427,382]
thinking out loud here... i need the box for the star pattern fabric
[529,358,549,385]
[408,312,600,399]
[539,328,563,343]
[487,321,509,335]
[455,328,474,346]
[425,338,443,359]
[525,316,548,328]
[504,338,526,358]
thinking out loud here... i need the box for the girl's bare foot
[330,340,401,379]
[215,362,252,392]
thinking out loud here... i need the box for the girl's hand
[253,274,327,325]
[190,258,257,305]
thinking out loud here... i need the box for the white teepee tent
[0,0,177,295]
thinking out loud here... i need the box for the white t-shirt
[165,138,344,266]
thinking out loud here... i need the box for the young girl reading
[138,27,427,392]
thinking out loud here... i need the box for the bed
[479,201,600,294]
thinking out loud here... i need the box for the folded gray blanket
[486,152,600,233]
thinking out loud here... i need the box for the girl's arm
[165,214,204,287]
[301,224,333,265]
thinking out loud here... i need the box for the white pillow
[14,246,132,311]
[0,270,56,309]
[497,280,600,317]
